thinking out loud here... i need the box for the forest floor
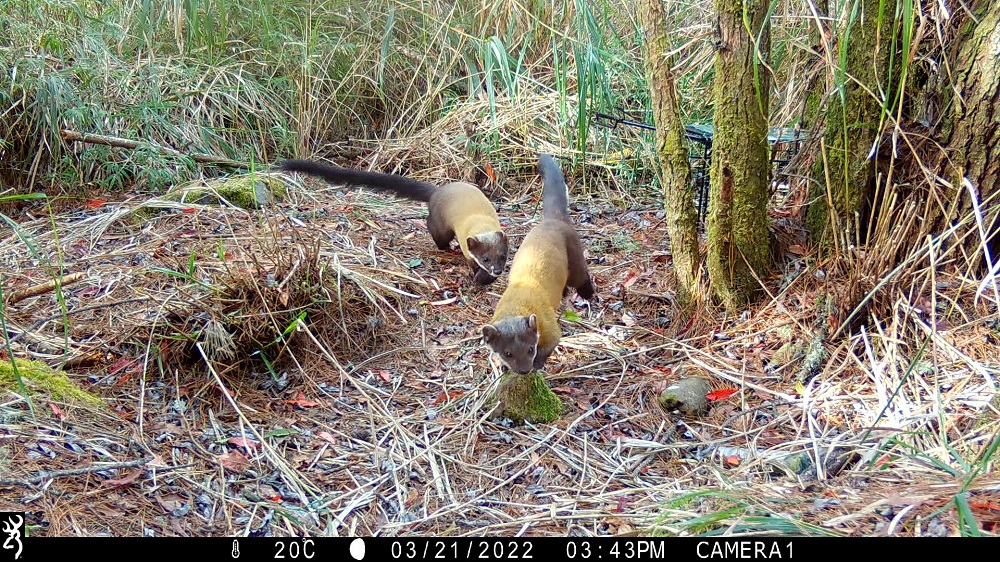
[1,166,998,537]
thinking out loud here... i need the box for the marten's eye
[482,257,490,263]
[504,352,513,358]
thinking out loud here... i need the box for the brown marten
[278,159,509,284]
[481,154,594,374]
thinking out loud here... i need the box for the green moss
[491,371,563,424]
[0,357,106,408]
[134,175,287,219]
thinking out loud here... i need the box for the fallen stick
[6,272,85,305]
[0,456,156,487]
[60,129,249,169]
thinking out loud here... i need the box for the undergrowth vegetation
[0,0,997,538]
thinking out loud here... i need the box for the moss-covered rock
[168,175,287,209]
[0,357,105,408]
[658,376,712,417]
[491,371,563,424]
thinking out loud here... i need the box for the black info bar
[8,535,961,561]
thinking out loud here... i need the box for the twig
[5,272,85,305]
[60,129,248,169]
[0,456,155,487]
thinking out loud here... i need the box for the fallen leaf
[706,388,738,401]
[283,391,320,409]
[49,403,65,421]
[723,455,741,467]
[228,436,259,452]
[219,451,250,472]
[971,501,1000,511]
[317,431,338,447]
[372,370,391,383]
[105,469,143,488]
[82,199,107,209]
[616,496,627,513]
[434,390,466,406]
[181,208,197,214]
[108,357,138,375]
[156,493,188,513]
[787,244,807,256]
[484,163,497,183]
[621,270,639,289]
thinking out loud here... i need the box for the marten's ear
[526,315,537,331]
[466,237,481,252]
[481,324,498,344]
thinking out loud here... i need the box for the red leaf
[108,357,137,375]
[971,501,1000,511]
[675,315,696,337]
[317,431,338,447]
[433,390,466,406]
[268,494,283,503]
[372,370,391,383]
[228,437,259,452]
[82,199,107,209]
[706,388,738,401]
[49,403,65,421]
[621,270,639,288]
[105,469,143,488]
[723,455,741,467]
[219,451,250,472]
[181,229,199,236]
[615,496,627,513]
[283,391,320,409]
[181,208,197,214]
[484,163,497,183]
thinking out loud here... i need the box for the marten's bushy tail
[278,159,437,202]
[538,154,569,222]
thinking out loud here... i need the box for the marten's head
[466,232,508,278]
[481,314,538,375]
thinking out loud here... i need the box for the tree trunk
[706,0,773,309]
[805,0,900,245]
[936,1,1000,269]
[638,0,701,306]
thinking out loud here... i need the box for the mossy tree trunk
[800,0,831,131]
[706,0,773,309]
[638,0,701,306]
[935,1,1000,269]
[805,0,900,246]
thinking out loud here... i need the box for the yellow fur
[491,221,570,352]
[433,182,502,262]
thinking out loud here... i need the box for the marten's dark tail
[538,154,569,222]
[278,159,436,202]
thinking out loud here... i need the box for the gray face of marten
[467,232,509,278]
[482,315,538,374]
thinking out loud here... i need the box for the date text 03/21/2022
[388,540,793,560]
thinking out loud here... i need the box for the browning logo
[1,513,23,561]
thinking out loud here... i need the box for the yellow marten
[278,159,509,284]
[481,154,594,374]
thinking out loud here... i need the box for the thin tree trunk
[806,0,900,245]
[638,0,701,306]
[706,0,773,308]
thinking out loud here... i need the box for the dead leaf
[787,244,807,256]
[317,431,338,447]
[105,469,143,488]
[219,451,250,473]
[723,455,741,467]
[228,436,259,452]
[156,493,188,512]
[48,403,65,421]
[433,390,466,405]
[283,391,320,409]
[484,163,497,183]
[372,370,391,383]
[82,199,107,209]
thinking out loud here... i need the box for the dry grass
[2,156,998,537]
